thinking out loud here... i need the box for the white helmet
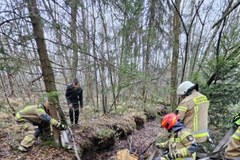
[177,81,196,96]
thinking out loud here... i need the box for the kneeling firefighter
[15,99,66,152]
[155,113,197,160]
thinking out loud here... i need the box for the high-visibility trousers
[19,121,37,148]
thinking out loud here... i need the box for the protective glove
[57,123,66,130]
[164,153,178,160]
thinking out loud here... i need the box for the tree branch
[212,0,239,29]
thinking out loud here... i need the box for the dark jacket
[65,84,83,107]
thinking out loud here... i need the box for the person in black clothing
[65,78,83,125]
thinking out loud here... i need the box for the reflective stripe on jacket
[168,128,196,160]
[176,90,209,143]
[225,126,240,158]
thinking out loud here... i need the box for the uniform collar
[172,121,185,132]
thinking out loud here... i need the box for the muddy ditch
[72,108,168,160]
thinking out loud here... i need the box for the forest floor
[0,97,228,160]
[0,99,168,160]
[0,113,164,160]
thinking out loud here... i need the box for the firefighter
[224,114,240,160]
[15,99,66,152]
[65,78,83,125]
[224,126,240,160]
[176,81,210,153]
[155,113,197,160]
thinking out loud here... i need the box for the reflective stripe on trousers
[192,128,209,139]
[176,157,194,160]
[19,121,37,148]
[154,157,194,160]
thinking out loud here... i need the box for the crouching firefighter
[15,99,66,152]
[155,113,197,160]
[224,113,240,160]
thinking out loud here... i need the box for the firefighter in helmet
[15,99,66,152]
[176,81,210,153]
[155,113,197,160]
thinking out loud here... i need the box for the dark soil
[95,120,161,160]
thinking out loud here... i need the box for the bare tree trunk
[171,0,204,82]
[89,2,100,112]
[70,0,78,80]
[42,0,69,84]
[142,0,155,104]
[80,1,92,105]
[170,0,181,109]
[99,61,107,114]
[99,3,116,110]
[26,0,60,144]
[91,4,99,111]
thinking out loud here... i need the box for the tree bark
[92,6,99,111]
[99,2,117,110]
[26,0,60,144]
[142,0,155,104]
[70,0,78,80]
[170,0,180,109]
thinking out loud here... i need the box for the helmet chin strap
[184,90,192,96]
